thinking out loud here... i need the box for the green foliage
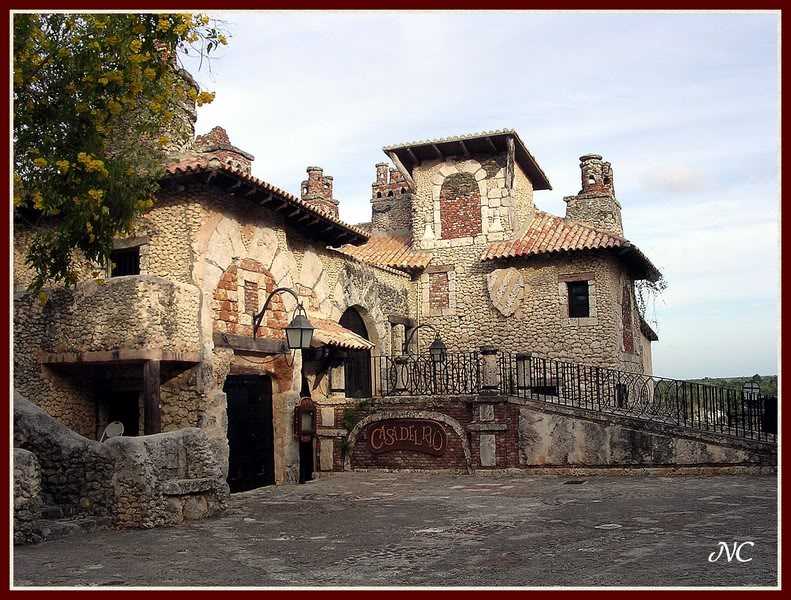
[690,375,778,398]
[635,276,668,328]
[13,13,228,293]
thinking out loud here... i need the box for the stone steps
[38,516,112,542]
[39,505,64,520]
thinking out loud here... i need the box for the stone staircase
[37,505,112,543]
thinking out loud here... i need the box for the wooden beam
[431,143,443,159]
[257,192,273,205]
[205,170,218,184]
[459,140,471,158]
[322,224,335,233]
[229,180,243,193]
[142,360,161,435]
[213,332,287,355]
[386,151,417,193]
[273,199,289,212]
[505,136,515,191]
[405,147,419,167]
[244,185,257,197]
[288,207,302,218]
[484,136,497,153]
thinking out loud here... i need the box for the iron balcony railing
[342,351,777,442]
[344,352,481,398]
[500,352,777,442]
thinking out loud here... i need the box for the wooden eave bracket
[386,151,417,193]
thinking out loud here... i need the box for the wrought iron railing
[500,352,777,442]
[344,352,481,397]
[342,351,777,442]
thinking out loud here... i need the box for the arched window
[340,307,372,398]
[439,172,481,239]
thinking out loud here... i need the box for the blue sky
[183,11,779,380]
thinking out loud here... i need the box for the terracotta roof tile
[481,211,661,281]
[162,158,369,244]
[337,234,432,272]
[308,316,375,351]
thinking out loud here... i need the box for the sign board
[366,419,447,456]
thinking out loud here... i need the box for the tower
[564,154,623,236]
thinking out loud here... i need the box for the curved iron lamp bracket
[252,286,305,339]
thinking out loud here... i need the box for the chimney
[370,162,412,235]
[300,166,340,218]
[193,125,255,174]
[564,154,623,236]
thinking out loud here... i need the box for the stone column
[391,323,405,356]
[329,356,346,401]
[515,352,532,394]
[480,346,500,394]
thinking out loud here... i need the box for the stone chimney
[300,166,340,218]
[564,154,623,236]
[370,162,412,235]
[193,126,255,175]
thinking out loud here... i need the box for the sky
[182,11,780,380]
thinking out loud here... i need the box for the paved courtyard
[14,472,777,588]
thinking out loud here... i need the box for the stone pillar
[391,323,405,356]
[480,346,500,394]
[515,352,532,393]
[330,358,346,400]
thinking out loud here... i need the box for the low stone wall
[514,396,777,468]
[15,275,201,356]
[13,392,229,543]
[14,449,42,545]
[325,394,776,474]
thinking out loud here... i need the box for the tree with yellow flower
[14,13,229,293]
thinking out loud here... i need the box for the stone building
[15,96,775,530]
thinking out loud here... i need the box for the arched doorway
[340,307,372,398]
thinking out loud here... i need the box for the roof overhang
[162,159,369,247]
[383,129,552,190]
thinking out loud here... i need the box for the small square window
[110,247,140,277]
[567,281,590,318]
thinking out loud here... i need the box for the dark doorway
[224,375,275,492]
[299,441,314,483]
[107,391,140,437]
[340,307,372,398]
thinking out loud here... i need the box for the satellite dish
[100,421,125,443]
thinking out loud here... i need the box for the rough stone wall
[412,154,519,247]
[13,276,202,437]
[14,391,228,540]
[14,448,42,545]
[515,396,776,468]
[415,240,646,373]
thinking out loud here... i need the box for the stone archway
[343,410,472,473]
